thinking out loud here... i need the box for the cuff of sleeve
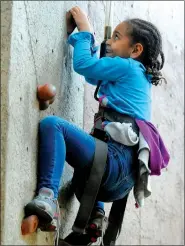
[67,31,95,47]
[91,44,99,54]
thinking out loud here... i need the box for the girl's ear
[130,43,143,59]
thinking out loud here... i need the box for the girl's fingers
[70,6,80,14]
[74,6,80,12]
[70,6,86,16]
[70,9,77,16]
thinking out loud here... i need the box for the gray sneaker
[86,211,108,244]
[24,187,57,224]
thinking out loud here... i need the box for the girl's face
[106,22,143,59]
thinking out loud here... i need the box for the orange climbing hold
[37,83,56,110]
[21,215,39,235]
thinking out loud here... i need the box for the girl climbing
[21,6,169,244]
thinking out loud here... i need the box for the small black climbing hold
[20,97,22,101]
[52,49,54,53]
[27,147,29,152]
[36,39,38,43]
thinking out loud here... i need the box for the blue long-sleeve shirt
[68,32,152,121]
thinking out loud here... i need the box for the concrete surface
[1,1,86,245]
[1,0,184,245]
[1,0,13,241]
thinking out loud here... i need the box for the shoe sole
[24,202,53,224]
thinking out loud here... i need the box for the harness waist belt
[94,107,139,136]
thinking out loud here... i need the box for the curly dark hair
[125,18,167,86]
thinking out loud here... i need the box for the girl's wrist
[78,24,91,32]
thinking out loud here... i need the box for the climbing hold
[49,97,55,105]
[21,215,39,235]
[39,100,50,110]
[37,83,56,110]
[37,83,56,101]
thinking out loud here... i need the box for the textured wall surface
[1,1,86,245]
[1,1,184,245]
[84,1,184,245]
[1,0,13,240]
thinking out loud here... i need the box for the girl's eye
[114,34,119,40]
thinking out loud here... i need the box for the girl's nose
[106,39,111,45]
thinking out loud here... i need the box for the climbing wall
[1,1,87,245]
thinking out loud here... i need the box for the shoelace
[95,217,107,246]
[99,229,105,246]
[54,200,61,246]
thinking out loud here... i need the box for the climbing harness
[60,97,139,246]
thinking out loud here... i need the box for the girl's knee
[39,116,63,130]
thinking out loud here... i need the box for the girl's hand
[66,11,77,35]
[69,6,92,32]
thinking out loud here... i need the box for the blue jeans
[37,116,136,213]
